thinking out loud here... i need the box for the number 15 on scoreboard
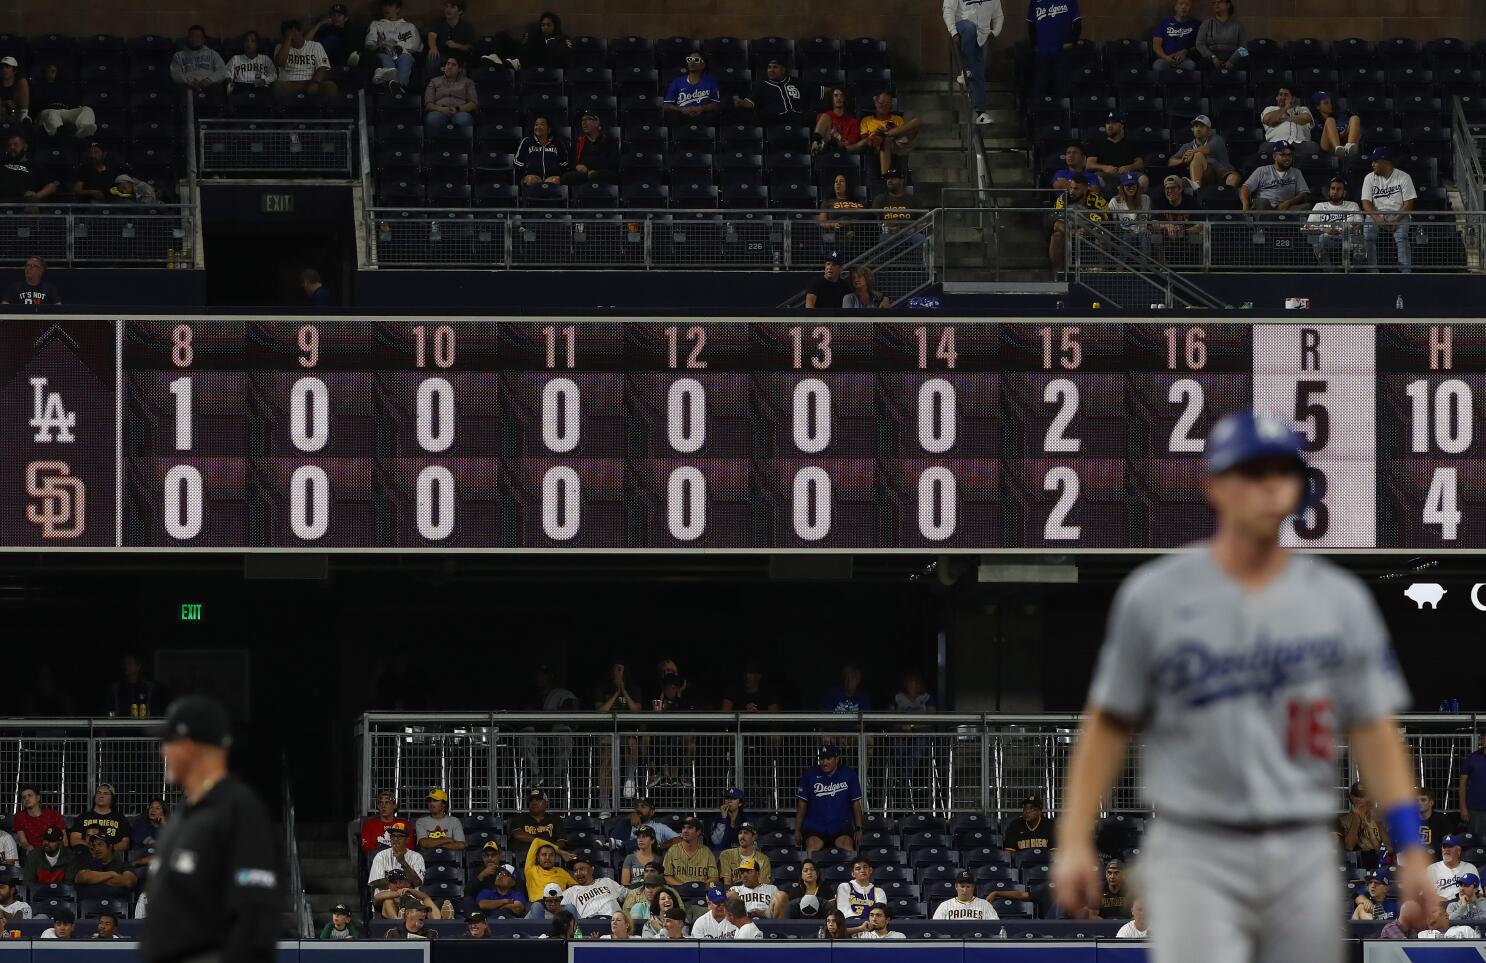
[1252,325,1377,549]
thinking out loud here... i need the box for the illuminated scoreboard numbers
[412,324,458,541]
[1253,324,1376,548]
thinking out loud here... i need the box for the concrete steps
[296,820,363,937]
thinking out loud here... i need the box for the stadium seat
[474,182,519,208]
[993,899,1034,918]
[910,848,957,867]
[964,847,1009,868]
[622,181,669,207]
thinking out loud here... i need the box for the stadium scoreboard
[1,316,1481,551]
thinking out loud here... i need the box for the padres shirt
[1089,551,1409,825]
[140,775,279,963]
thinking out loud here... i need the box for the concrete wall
[0,0,1478,77]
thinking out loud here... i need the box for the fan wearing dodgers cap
[1170,115,1239,190]
[1351,872,1398,922]
[1428,834,1480,902]
[1239,140,1311,213]
[140,696,279,963]
[803,251,852,309]
[1360,146,1417,274]
[1448,872,1486,927]
[1053,409,1428,963]
[689,886,739,938]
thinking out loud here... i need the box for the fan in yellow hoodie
[524,837,577,902]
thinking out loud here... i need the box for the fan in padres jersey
[1051,410,1431,963]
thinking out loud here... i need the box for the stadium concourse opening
[200,186,356,306]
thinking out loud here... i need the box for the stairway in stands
[293,821,360,937]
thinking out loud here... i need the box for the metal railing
[0,719,179,816]
[355,711,1480,820]
[198,119,355,176]
[941,188,1063,282]
[367,207,930,273]
[776,210,938,307]
[946,35,991,196]
[0,204,195,267]
[283,758,312,939]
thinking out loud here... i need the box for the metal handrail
[0,204,196,267]
[946,32,991,196]
[282,757,312,938]
[776,209,938,307]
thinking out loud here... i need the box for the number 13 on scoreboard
[1252,325,1376,548]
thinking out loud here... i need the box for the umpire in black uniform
[141,696,279,963]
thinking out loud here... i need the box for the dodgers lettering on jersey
[1026,0,1080,55]
[1154,17,1198,51]
[795,764,862,831]
[1089,551,1408,824]
[665,76,721,109]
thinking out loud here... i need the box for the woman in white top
[601,911,635,939]
[1116,899,1149,938]
[1105,172,1152,257]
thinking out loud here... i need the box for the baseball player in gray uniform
[1051,410,1430,963]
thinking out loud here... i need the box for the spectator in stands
[934,869,999,920]
[462,910,490,939]
[733,57,803,127]
[0,57,27,126]
[528,881,568,924]
[1430,835,1479,902]
[1151,174,1204,248]
[729,856,779,917]
[367,0,422,93]
[1049,173,1107,269]
[72,785,128,851]
[469,840,506,891]
[361,791,415,852]
[1106,172,1152,255]
[544,908,577,939]
[170,27,227,93]
[0,134,60,203]
[1152,0,1200,73]
[1,255,59,308]
[719,823,770,885]
[1421,788,1458,862]
[1261,87,1312,144]
[475,860,527,917]
[1170,115,1239,190]
[14,786,67,854]
[601,910,636,940]
[514,115,568,187]
[814,87,867,155]
[803,250,850,309]
[369,826,425,889]
[771,859,826,919]
[1026,0,1081,100]
[32,62,93,141]
[624,800,678,851]
[69,143,117,204]
[377,878,440,921]
[561,856,627,919]
[1450,875,1486,928]
[273,21,337,103]
[561,111,620,186]
[861,92,924,180]
[654,904,689,939]
[842,266,890,310]
[93,913,120,939]
[621,817,674,871]
[111,654,160,719]
[307,4,358,72]
[620,871,676,923]
[721,663,785,712]
[1353,873,1398,921]
[690,887,736,938]
[664,52,722,126]
[707,790,748,854]
[1461,736,1486,842]
[39,906,76,939]
[1087,113,1147,194]
[387,901,437,939]
[130,799,166,850]
[425,1,476,80]
[1051,143,1089,190]
[796,745,863,853]
[226,31,277,91]
[726,897,762,938]
[836,857,886,922]
[1116,898,1148,938]
[821,664,873,713]
[873,170,920,227]
[415,789,464,851]
[662,817,719,888]
[524,844,576,915]
[1003,794,1057,855]
[821,910,850,938]
[300,268,333,306]
[510,788,570,854]
[1335,781,1388,868]
[1361,147,1417,274]
[853,903,904,939]
[22,826,80,886]
[423,54,477,136]
[1311,92,1361,161]
[820,172,865,226]
[319,904,358,939]
[1091,859,1131,918]
[0,878,29,921]
[1239,141,1311,234]
[945,0,1003,125]
[519,12,573,70]
[74,831,137,899]
[1195,0,1247,69]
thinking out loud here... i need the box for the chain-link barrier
[0,206,194,267]
[359,713,1482,818]
[0,721,178,816]
[198,120,354,176]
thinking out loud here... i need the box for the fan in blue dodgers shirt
[793,746,863,856]
[663,51,721,126]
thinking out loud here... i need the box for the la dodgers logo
[29,377,76,443]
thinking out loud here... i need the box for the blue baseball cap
[1311,90,1331,106]
[707,887,727,904]
[1461,873,1481,887]
[1270,140,1292,152]
[1106,110,1125,123]
[723,787,743,800]
[1052,168,1078,185]
[1369,146,1394,161]
[1120,171,1140,186]
[1084,173,1103,187]
[1442,834,1463,848]
[818,745,841,759]
[1369,872,1391,885]
[823,250,843,264]
[1204,410,1305,475]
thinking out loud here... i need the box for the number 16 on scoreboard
[1253,325,1376,549]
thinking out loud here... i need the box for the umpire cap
[156,695,233,748]
[1204,410,1305,475]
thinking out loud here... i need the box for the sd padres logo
[25,461,85,539]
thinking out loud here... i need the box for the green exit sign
[261,192,295,214]
[180,603,203,621]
